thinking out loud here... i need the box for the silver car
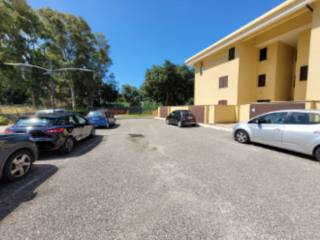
[233,110,320,161]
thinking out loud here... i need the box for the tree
[100,73,119,102]
[121,84,141,107]
[0,0,47,106]
[38,8,112,109]
[142,60,194,106]
[0,1,115,108]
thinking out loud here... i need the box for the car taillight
[4,128,13,134]
[46,128,65,134]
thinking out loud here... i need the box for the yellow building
[186,0,320,107]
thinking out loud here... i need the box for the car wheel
[3,150,34,181]
[235,130,250,144]
[314,146,320,161]
[60,137,75,154]
[178,121,183,128]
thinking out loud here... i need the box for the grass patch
[0,116,10,125]
[116,113,154,120]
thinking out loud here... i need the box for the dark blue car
[86,110,116,128]
[0,134,38,181]
[5,112,95,154]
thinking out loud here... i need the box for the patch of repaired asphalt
[128,133,144,138]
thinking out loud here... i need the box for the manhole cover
[128,133,144,138]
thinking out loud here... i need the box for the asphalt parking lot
[1,119,320,239]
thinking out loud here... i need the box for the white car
[233,110,320,161]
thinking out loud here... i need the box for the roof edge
[185,0,314,66]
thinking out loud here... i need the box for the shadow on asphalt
[0,163,58,221]
[95,123,120,130]
[166,124,199,129]
[39,134,104,161]
[252,143,317,162]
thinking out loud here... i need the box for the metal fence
[189,105,205,123]
[159,107,169,118]
[249,102,306,118]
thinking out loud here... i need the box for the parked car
[233,110,320,160]
[0,134,38,181]
[86,109,116,128]
[36,108,67,115]
[166,110,196,127]
[5,112,95,154]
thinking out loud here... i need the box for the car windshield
[15,118,54,127]
[181,111,193,117]
[88,111,104,117]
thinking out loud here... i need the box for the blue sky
[27,0,284,88]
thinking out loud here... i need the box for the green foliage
[142,60,194,106]
[0,115,10,125]
[0,0,116,109]
[141,100,160,113]
[121,84,141,107]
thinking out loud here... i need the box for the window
[259,48,267,61]
[56,117,68,125]
[285,112,320,125]
[219,76,228,88]
[300,65,308,81]
[258,74,266,87]
[88,111,103,117]
[228,47,235,61]
[75,115,86,125]
[199,62,203,76]
[181,110,193,117]
[68,116,77,125]
[169,111,176,117]
[309,113,320,124]
[16,118,53,127]
[218,100,228,105]
[249,112,287,124]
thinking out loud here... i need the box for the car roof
[29,112,76,119]
[36,108,66,113]
[90,109,111,113]
[268,109,320,114]
[251,109,320,120]
[174,110,191,112]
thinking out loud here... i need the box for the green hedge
[0,116,10,125]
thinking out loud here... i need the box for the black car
[166,110,197,127]
[5,112,95,154]
[0,134,38,181]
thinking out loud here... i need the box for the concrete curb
[197,123,232,132]
[154,117,165,121]
[154,117,232,132]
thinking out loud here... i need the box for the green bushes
[0,116,10,125]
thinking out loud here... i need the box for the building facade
[186,0,320,107]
